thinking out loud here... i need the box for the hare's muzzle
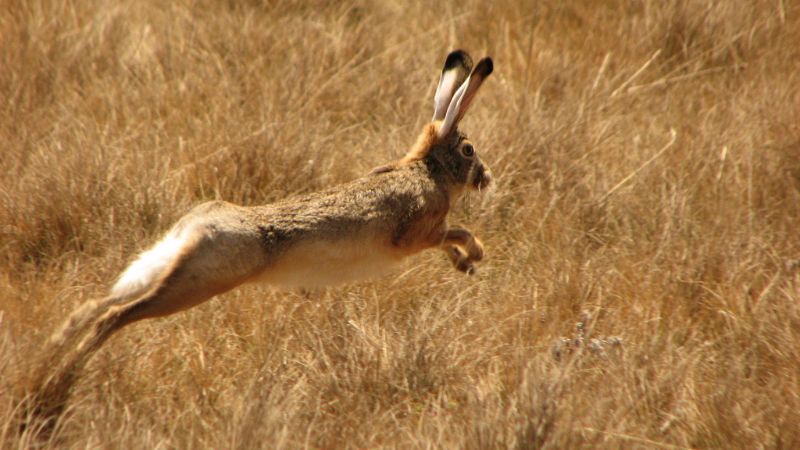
[473,164,492,190]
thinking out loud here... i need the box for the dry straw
[2,0,800,448]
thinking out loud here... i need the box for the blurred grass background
[2,0,799,447]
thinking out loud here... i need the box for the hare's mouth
[473,166,491,190]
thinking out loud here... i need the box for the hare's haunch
[25,50,494,430]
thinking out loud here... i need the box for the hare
[24,50,493,429]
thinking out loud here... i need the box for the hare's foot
[443,227,484,262]
[443,245,476,275]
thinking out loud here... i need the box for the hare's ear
[438,57,493,139]
[432,50,473,121]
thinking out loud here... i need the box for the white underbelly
[253,239,402,288]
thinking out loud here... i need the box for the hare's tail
[22,228,193,435]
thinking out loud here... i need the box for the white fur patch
[110,228,190,298]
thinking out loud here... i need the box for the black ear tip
[444,50,473,71]
[477,57,494,76]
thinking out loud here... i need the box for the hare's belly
[254,239,402,288]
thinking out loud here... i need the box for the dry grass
[2,0,800,448]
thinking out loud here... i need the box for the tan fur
[24,51,493,433]
[400,122,440,164]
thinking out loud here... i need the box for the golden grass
[2,0,800,447]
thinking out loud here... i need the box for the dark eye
[461,144,474,157]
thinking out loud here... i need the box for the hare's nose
[475,165,492,190]
[481,167,492,188]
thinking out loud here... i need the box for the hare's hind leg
[24,294,131,432]
[24,283,223,432]
[67,264,239,368]
[30,265,238,414]
[26,224,257,431]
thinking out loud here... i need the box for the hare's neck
[423,156,462,196]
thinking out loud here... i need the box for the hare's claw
[455,253,476,275]
[460,261,477,276]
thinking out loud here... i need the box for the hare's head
[401,50,493,192]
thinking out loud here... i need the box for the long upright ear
[432,50,473,121]
[438,57,493,138]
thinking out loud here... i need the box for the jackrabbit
[25,50,494,429]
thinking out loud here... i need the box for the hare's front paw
[456,258,477,275]
[467,237,484,262]
[444,227,484,260]
[445,245,478,275]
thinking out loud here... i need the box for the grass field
[2,0,800,448]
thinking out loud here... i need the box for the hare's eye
[461,144,475,158]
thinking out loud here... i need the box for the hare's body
[252,162,450,287]
[113,151,453,323]
[25,50,494,432]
